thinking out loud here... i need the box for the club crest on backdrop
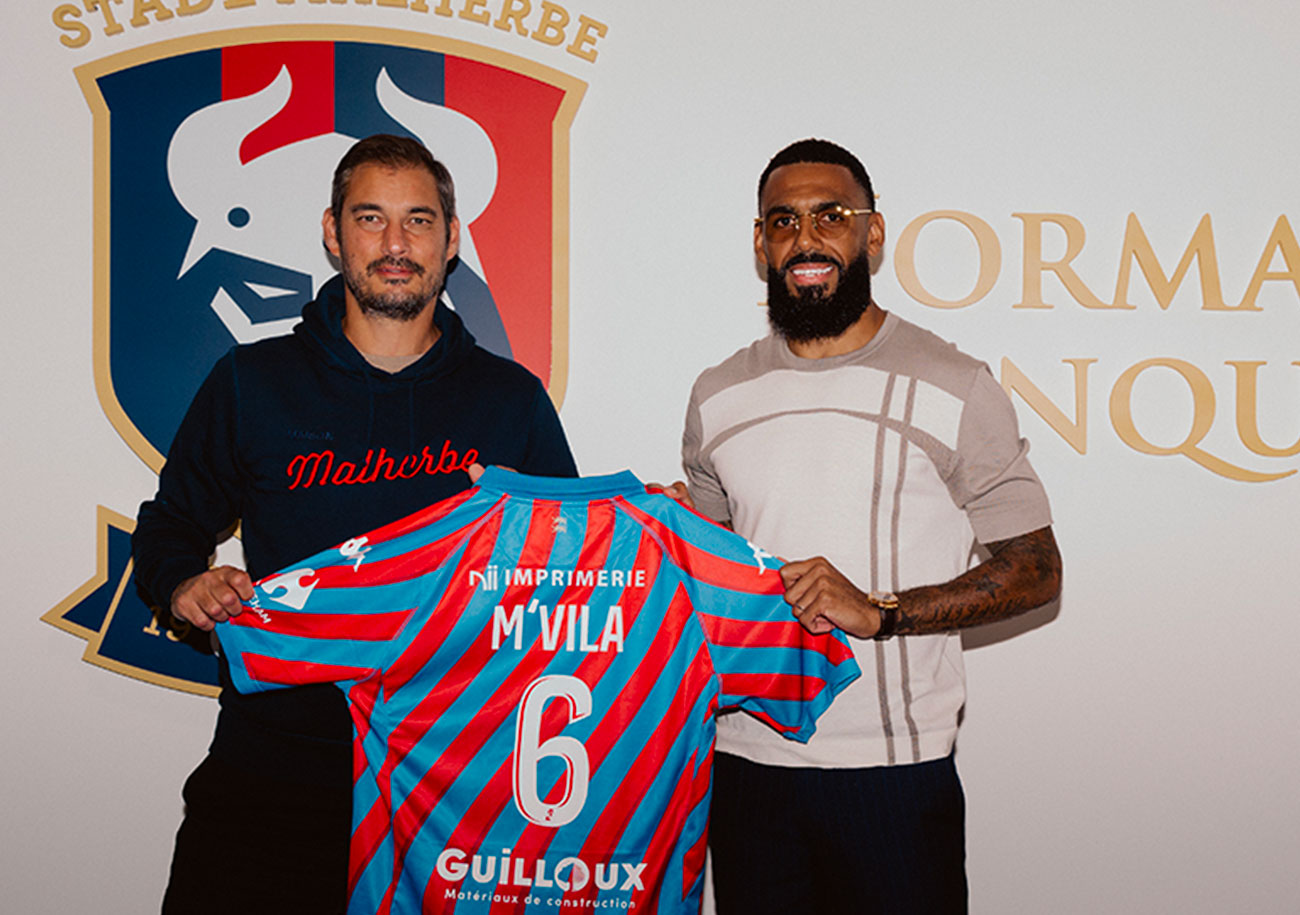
[44,27,586,694]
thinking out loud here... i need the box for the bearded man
[133,134,576,914]
[681,138,1062,914]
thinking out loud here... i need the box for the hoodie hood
[293,274,476,384]
[293,274,479,452]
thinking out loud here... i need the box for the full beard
[766,251,873,342]
[343,255,444,322]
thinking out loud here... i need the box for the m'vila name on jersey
[492,599,625,655]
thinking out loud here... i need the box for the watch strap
[869,591,900,640]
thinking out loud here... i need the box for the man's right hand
[170,566,254,632]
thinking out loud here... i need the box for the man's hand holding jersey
[781,558,883,638]
[170,566,255,632]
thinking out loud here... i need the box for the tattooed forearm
[893,527,1062,636]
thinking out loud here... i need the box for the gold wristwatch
[867,591,900,640]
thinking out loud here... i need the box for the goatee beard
[766,251,872,342]
[346,256,443,322]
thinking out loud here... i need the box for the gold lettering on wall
[899,211,1299,314]
[458,0,491,24]
[1002,357,1298,481]
[1238,215,1300,311]
[493,0,531,36]
[1109,358,1293,482]
[894,210,1002,309]
[1226,360,1300,458]
[566,14,606,62]
[1112,213,1232,311]
[1013,212,1113,310]
[129,0,175,27]
[1001,358,1096,455]
[81,0,126,37]
[50,0,609,58]
[52,4,91,47]
[532,1,568,46]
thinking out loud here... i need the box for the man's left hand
[467,462,517,484]
[652,481,695,511]
[780,557,878,638]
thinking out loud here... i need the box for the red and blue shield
[45,27,585,693]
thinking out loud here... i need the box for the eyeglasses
[755,205,874,242]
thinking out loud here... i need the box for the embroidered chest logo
[286,440,477,489]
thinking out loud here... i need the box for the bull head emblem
[167,67,498,344]
[260,568,319,610]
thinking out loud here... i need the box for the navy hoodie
[134,275,577,779]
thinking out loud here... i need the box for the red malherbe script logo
[286,440,478,489]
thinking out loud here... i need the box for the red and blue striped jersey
[218,468,859,914]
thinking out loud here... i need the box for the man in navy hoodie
[133,134,577,914]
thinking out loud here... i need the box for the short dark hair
[331,134,456,230]
[757,138,875,210]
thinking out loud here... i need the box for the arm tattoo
[894,526,1062,636]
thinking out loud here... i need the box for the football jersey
[217,468,860,914]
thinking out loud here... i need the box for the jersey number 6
[512,674,592,827]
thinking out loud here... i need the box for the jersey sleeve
[619,493,860,742]
[216,488,502,695]
[696,578,859,743]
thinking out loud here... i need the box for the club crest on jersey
[45,27,586,696]
[260,568,319,610]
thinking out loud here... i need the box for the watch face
[870,591,900,608]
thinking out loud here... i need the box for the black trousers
[709,752,968,914]
[161,754,351,914]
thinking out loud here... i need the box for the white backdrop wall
[4,2,1298,912]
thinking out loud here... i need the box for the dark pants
[161,754,351,914]
[709,752,968,915]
